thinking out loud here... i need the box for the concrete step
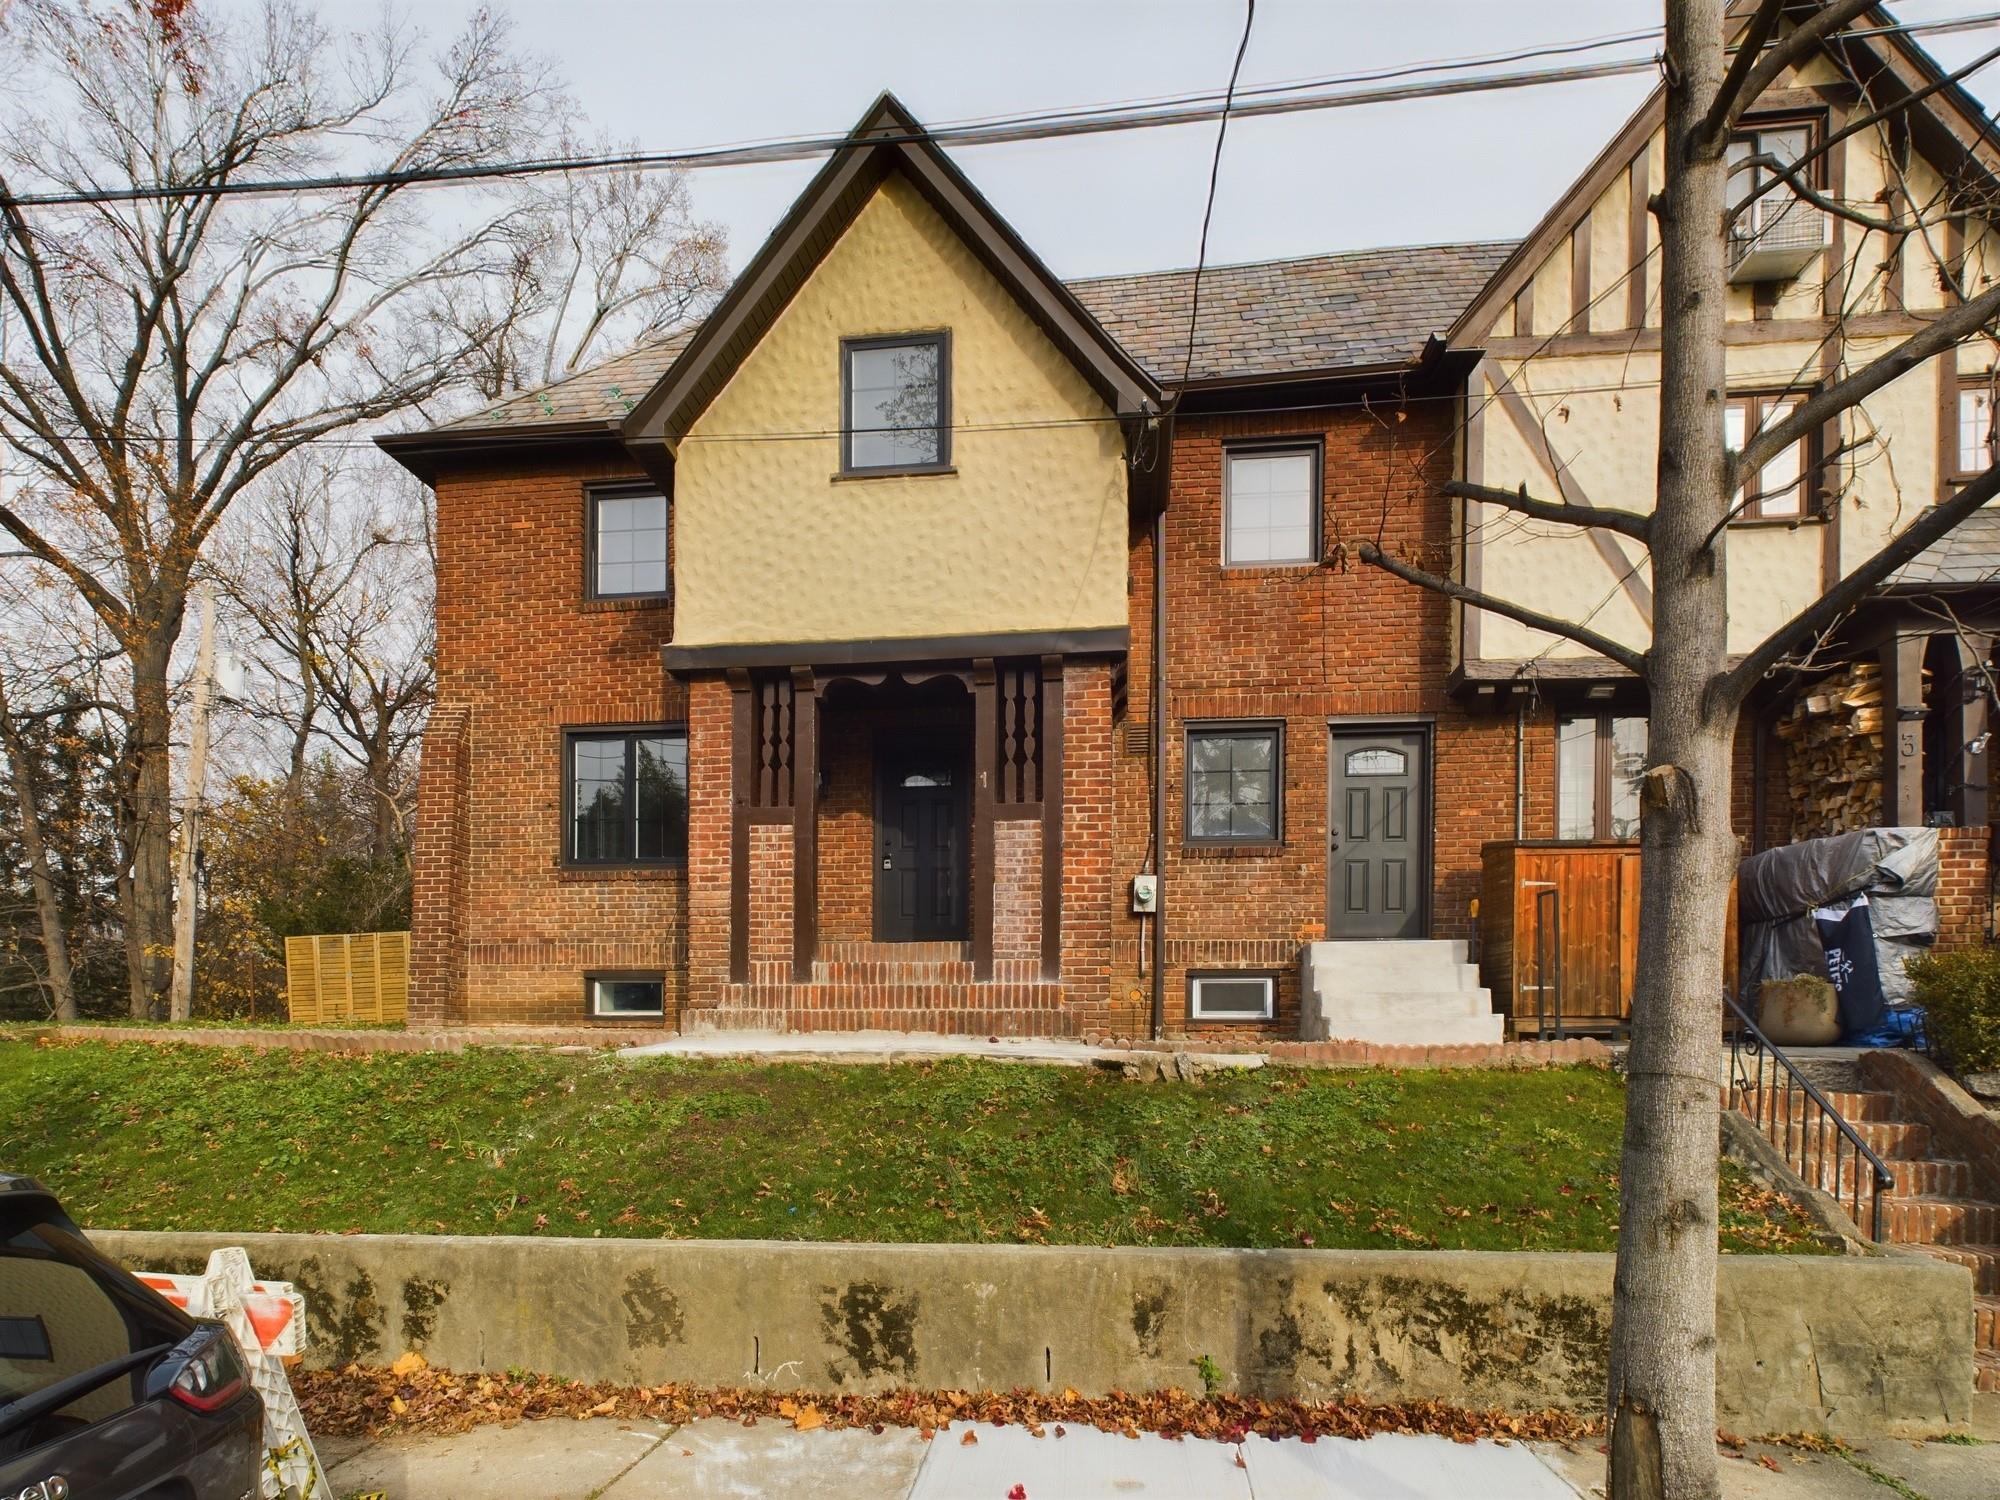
[1303,1012,1507,1047]
[1309,990,1496,1022]
[1306,939,1469,965]
[1307,965,1483,995]
[1884,1197,2000,1246]
[1915,1244,2000,1295]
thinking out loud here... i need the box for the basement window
[1189,972,1276,1022]
[587,974,664,1019]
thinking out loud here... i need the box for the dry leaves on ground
[292,1356,1600,1447]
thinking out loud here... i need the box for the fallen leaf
[1008,1487,1027,1500]
[388,1396,406,1415]
[1757,1455,1782,1472]
[389,1351,427,1378]
[777,1399,799,1418]
[960,1429,979,1446]
[590,1397,617,1415]
[793,1405,823,1432]
[1235,1452,1247,1469]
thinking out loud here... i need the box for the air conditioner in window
[1727,194,1828,285]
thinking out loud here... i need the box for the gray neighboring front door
[1327,727,1428,940]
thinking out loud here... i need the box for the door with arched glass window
[1327,726,1429,940]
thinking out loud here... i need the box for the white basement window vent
[1189,974,1274,1021]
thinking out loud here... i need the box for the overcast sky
[412,0,2000,281]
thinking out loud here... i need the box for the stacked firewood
[1773,660,1893,838]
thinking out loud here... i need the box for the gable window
[842,332,949,473]
[1224,443,1320,565]
[587,973,665,1019]
[1557,714,1647,841]
[587,485,668,599]
[1956,375,1996,482]
[1185,721,1282,845]
[1725,120,1817,217]
[566,728,688,865]
[1724,391,1815,520]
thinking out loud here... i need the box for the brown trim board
[664,627,1129,673]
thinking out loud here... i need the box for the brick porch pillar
[683,673,735,1019]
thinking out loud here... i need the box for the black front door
[1328,727,1429,940]
[874,745,969,942]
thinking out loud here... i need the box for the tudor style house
[383,5,1998,1042]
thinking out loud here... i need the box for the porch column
[728,670,752,984]
[792,667,818,982]
[1952,634,1993,831]
[1040,655,1065,982]
[972,658,996,981]
[1880,632,1927,827]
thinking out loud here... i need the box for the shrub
[1904,946,2000,1075]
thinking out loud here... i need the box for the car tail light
[167,1326,248,1412]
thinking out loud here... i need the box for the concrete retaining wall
[91,1231,1973,1438]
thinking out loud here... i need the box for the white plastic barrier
[136,1250,330,1500]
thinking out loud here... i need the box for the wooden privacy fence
[282,931,410,1024]
[1479,842,1737,1038]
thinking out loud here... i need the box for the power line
[3,9,1994,208]
[1177,0,1256,400]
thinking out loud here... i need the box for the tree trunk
[0,675,78,1021]
[1608,3,1735,1497]
[366,743,398,862]
[122,633,178,1019]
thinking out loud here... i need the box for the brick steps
[1917,1244,2000,1295]
[1746,1088,1902,1123]
[1979,1350,2000,1394]
[1885,1196,2000,1245]
[1977,1295,1998,1353]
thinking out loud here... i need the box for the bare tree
[0,0,559,1015]
[1359,3,1999,1495]
[0,652,78,1019]
[215,451,434,860]
[456,127,727,401]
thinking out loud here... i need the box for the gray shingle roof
[1889,506,2000,589]
[434,240,1517,435]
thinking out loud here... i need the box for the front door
[1328,726,1429,940]
[874,745,969,942]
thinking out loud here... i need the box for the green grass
[0,1039,1821,1253]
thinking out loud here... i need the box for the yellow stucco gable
[671,172,1129,648]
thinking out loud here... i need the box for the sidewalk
[319,1397,1997,1499]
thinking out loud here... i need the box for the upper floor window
[1223,442,1320,566]
[1956,375,1995,482]
[1724,391,1813,520]
[1185,721,1282,846]
[1725,121,1816,215]
[587,485,668,599]
[566,728,688,865]
[842,332,949,473]
[1557,714,1647,841]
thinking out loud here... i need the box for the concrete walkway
[319,1399,1998,1499]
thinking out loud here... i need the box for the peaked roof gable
[1451,1,2000,345]
[621,93,1161,458]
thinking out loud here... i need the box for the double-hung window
[1223,443,1320,565]
[842,332,949,473]
[1956,375,1996,484]
[1724,391,1814,520]
[587,485,669,599]
[1557,715,1647,841]
[1725,120,1817,230]
[1185,722,1282,846]
[566,728,688,865]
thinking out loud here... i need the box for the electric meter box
[1130,874,1158,914]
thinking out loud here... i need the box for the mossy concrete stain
[400,1277,449,1350]
[820,1281,920,1383]
[620,1269,685,1350]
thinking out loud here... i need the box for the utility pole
[168,585,218,1022]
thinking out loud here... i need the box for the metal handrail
[1723,992,1895,1241]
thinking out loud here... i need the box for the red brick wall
[1113,402,1534,1039]
[1936,824,1993,949]
[419,450,690,1026]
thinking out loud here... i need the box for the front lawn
[0,1040,1818,1253]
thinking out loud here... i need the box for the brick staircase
[1739,1084,2000,1392]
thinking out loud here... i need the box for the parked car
[0,1174,263,1500]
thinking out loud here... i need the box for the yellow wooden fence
[282,931,410,1024]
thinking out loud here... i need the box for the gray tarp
[1737,826,1939,1009]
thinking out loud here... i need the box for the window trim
[1221,438,1324,568]
[839,330,953,477]
[583,483,672,602]
[584,971,667,1021]
[560,723,689,869]
[1952,371,1996,484]
[1187,970,1279,1024]
[1725,387,1822,523]
[1555,712,1646,843]
[1183,718,1285,848]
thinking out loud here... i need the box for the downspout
[1514,697,1527,840]
[1150,500,1168,1041]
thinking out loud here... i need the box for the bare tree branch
[1356,540,1649,674]
[1702,0,1876,147]
[1444,479,1654,540]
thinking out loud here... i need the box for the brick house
[384,24,1999,1040]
